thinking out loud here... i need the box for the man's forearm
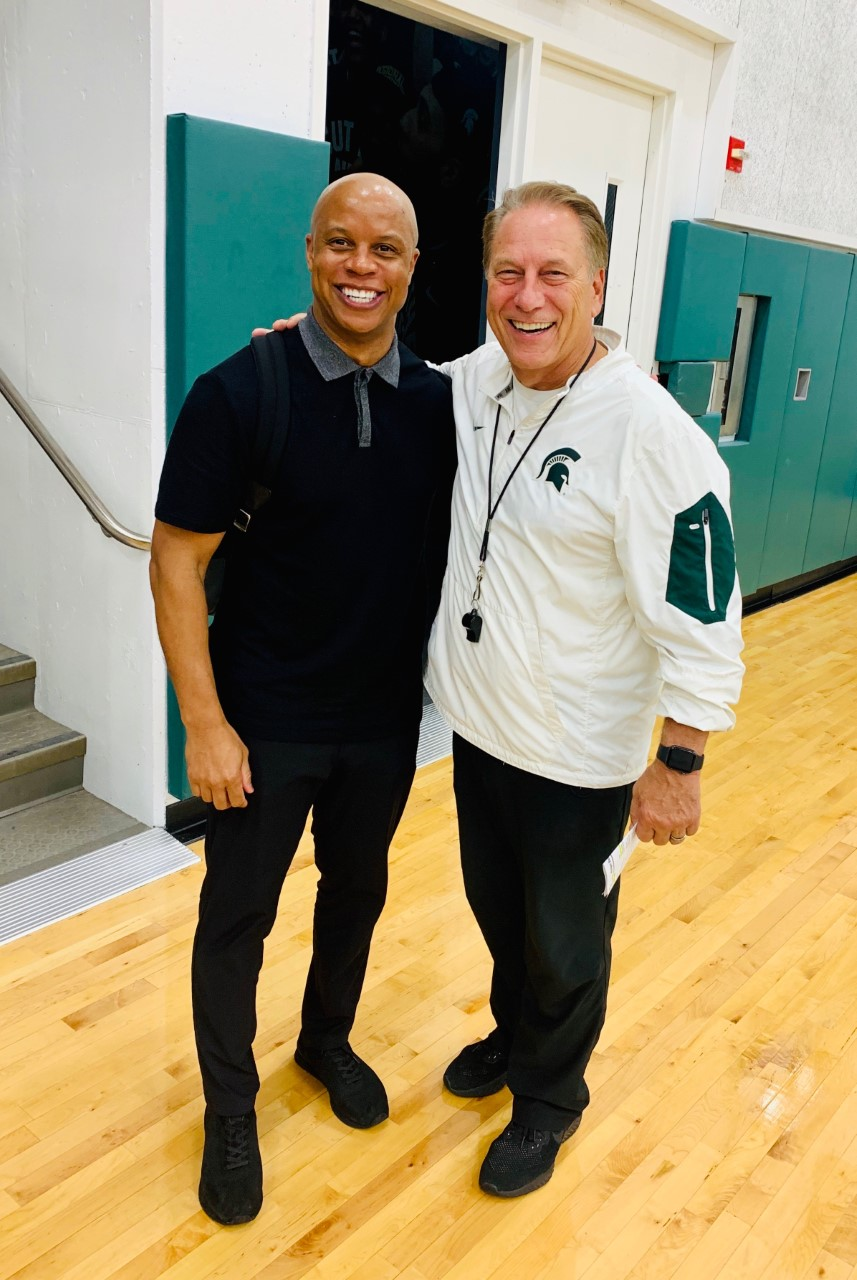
[659,718,709,756]
[150,559,225,732]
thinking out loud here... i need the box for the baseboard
[743,557,857,615]
[166,795,207,845]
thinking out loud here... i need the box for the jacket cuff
[656,686,737,733]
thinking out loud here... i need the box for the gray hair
[483,181,608,275]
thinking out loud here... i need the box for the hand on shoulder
[251,314,305,338]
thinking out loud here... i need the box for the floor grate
[0,828,198,946]
[417,701,452,770]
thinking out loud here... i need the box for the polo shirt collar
[299,309,400,387]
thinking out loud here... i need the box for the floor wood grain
[1,575,856,1278]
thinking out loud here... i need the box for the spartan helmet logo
[536,447,581,493]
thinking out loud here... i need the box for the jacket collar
[477,326,623,404]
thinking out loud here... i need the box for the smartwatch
[656,744,704,774]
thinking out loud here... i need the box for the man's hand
[630,760,701,845]
[251,314,306,338]
[186,722,254,810]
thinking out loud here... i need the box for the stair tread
[0,647,36,688]
[0,707,85,756]
[0,789,147,885]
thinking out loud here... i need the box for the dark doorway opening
[325,1,506,363]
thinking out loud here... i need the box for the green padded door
[656,221,746,363]
[803,256,857,571]
[719,236,808,594]
[758,247,851,588]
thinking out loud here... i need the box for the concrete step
[0,645,155,897]
[0,645,36,715]
[0,707,86,817]
[0,789,148,887]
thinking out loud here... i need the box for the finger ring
[669,833,686,844]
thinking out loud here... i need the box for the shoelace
[223,1115,251,1170]
[507,1122,549,1150]
[327,1045,363,1086]
[466,1035,506,1064]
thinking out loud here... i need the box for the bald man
[151,175,456,1225]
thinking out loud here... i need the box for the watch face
[660,745,701,773]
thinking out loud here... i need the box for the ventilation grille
[417,701,452,769]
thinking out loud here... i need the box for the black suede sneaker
[443,1028,509,1097]
[198,1107,263,1226]
[479,1115,581,1198]
[294,1042,389,1128]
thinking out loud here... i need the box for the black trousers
[452,734,633,1129]
[192,731,418,1116]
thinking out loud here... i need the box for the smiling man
[150,174,455,1226]
[424,181,745,1197]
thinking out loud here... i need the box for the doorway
[532,61,654,343]
[325,1,506,363]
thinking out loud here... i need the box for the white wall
[0,0,163,825]
[161,0,322,136]
[692,0,857,243]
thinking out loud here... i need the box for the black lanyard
[463,339,597,644]
[480,338,597,562]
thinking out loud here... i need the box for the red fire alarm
[726,135,746,173]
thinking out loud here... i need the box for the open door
[326,0,506,363]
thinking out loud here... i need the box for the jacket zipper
[702,509,715,611]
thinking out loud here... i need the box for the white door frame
[310,0,740,370]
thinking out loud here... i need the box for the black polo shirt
[155,326,455,743]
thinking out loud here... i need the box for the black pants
[453,734,632,1129]
[192,732,418,1116]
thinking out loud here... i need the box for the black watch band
[656,744,704,774]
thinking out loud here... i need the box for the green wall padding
[693,413,721,446]
[656,217,857,602]
[166,114,329,437]
[804,256,857,570]
[658,220,857,597]
[717,238,807,593]
[846,473,857,560]
[165,114,330,798]
[662,362,715,418]
[759,247,852,586]
[656,221,746,363]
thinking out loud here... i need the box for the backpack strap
[234,331,291,532]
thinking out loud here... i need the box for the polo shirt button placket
[355,368,373,448]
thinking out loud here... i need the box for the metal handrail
[1,366,151,551]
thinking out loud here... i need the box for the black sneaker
[479,1115,581,1198]
[198,1107,263,1225]
[294,1042,389,1129]
[443,1028,509,1097]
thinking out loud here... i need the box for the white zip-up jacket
[425,330,745,788]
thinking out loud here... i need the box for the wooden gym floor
[1,574,856,1279]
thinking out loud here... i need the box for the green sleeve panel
[666,492,735,624]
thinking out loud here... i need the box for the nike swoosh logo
[473,424,486,431]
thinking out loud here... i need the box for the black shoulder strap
[237,331,291,529]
